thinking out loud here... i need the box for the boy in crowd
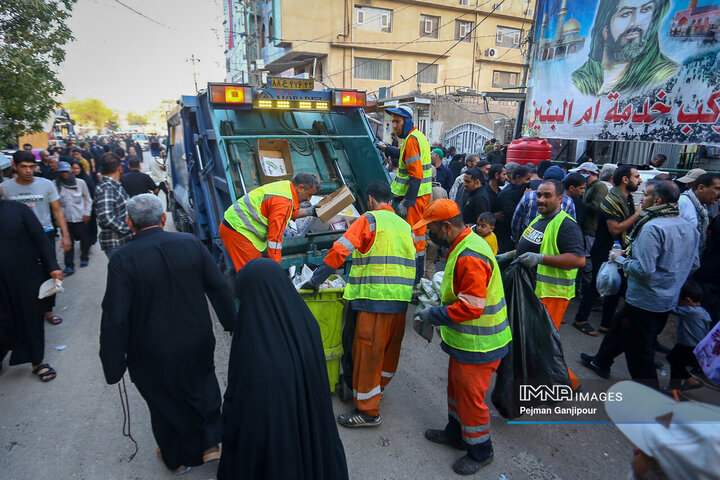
[474,212,498,255]
[664,279,713,396]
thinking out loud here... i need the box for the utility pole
[242,0,253,85]
[187,55,201,92]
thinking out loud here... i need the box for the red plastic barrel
[505,138,552,166]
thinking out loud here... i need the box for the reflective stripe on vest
[439,232,511,353]
[223,180,294,251]
[390,129,432,197]
[529,210,578,300]
[343,210,416,303]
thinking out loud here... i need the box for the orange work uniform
[425,228,508,458]
[314,205,411,416]
[219,184,300,272]
[400,130,431,259]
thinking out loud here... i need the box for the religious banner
[524,0,720,145]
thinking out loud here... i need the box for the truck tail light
[332,90,367,107]
[210,85,252,105]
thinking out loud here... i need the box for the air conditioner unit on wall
[485,48,497,58]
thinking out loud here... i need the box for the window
[492,70,520,88]
[495,26,522,48]
[354,57,392,80]
[419,14,440,38]
[355,7,393,33]
[460,0,471,5]
[417,63,438,84]
[455,20,473,42]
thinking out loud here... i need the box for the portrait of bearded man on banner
[572,0,678,95]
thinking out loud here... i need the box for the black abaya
[99,228,235,470]
[217,258,349,480]
[0,200,59,365]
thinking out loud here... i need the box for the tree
[126,111,148,126]
[0,0,77,141]
[64,98,117,130]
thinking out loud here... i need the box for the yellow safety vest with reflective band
[223,180,294,251]
[440,233,511,353]
[390,129,432,198]
[344,210,416,302]
[527,210,578,300]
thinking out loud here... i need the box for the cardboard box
[257,139,293,185]
[315,185,356,223]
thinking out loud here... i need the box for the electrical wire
[217,29,509,45]
[371,0,506,96]
[109,0,173,29]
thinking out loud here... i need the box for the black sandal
[32,364,57,382]
[572,321,598,337]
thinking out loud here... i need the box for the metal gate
[442,122,493,155]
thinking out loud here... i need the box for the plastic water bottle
[611,241,622,263]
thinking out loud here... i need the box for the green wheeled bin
[300,288,344,393]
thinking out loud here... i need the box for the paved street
[1,153,718,480]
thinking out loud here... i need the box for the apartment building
[223,0,535,98]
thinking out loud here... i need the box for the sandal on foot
[45,315,62,325]
[202,445,221,463]
[598,326,609,334]
[572,321,598,337]
[32,364,56,382]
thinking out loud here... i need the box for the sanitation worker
[219,173,320,272]
[302,180,415,427]
[512,179,586,390]
[414,199,511,475]
[386,105,432,280]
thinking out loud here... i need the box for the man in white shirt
[1,151,70,325]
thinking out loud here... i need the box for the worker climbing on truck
[219,173,321,272]
[387,106,432,281]
[301,180,416,427]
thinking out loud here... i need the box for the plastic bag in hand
[596,261,621,297]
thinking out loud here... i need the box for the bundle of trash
[416,271,444,310]
[290,264,346,290]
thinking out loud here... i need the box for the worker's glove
[306,204,319,217]
[495,251,514,264]
[413,308,434,344]
[300,281,320,297]
[517,252,544,268]
[396,201,409,219]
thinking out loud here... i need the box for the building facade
[223,0,535,99]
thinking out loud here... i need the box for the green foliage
[65,97,117,130]
[0,0,77,140]
[126,111,148,126]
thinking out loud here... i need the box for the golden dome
[563,17,580,33]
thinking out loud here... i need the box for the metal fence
[441,122,493,155]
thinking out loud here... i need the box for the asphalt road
[2,152,718,479]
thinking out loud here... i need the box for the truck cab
[165,82,389,276]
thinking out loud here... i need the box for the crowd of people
[2,114,720,479]
[0,135,167,377]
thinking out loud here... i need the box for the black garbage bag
[491,262,571,419]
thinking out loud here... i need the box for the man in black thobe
[0,197,62,381]
[99,194,235,474]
